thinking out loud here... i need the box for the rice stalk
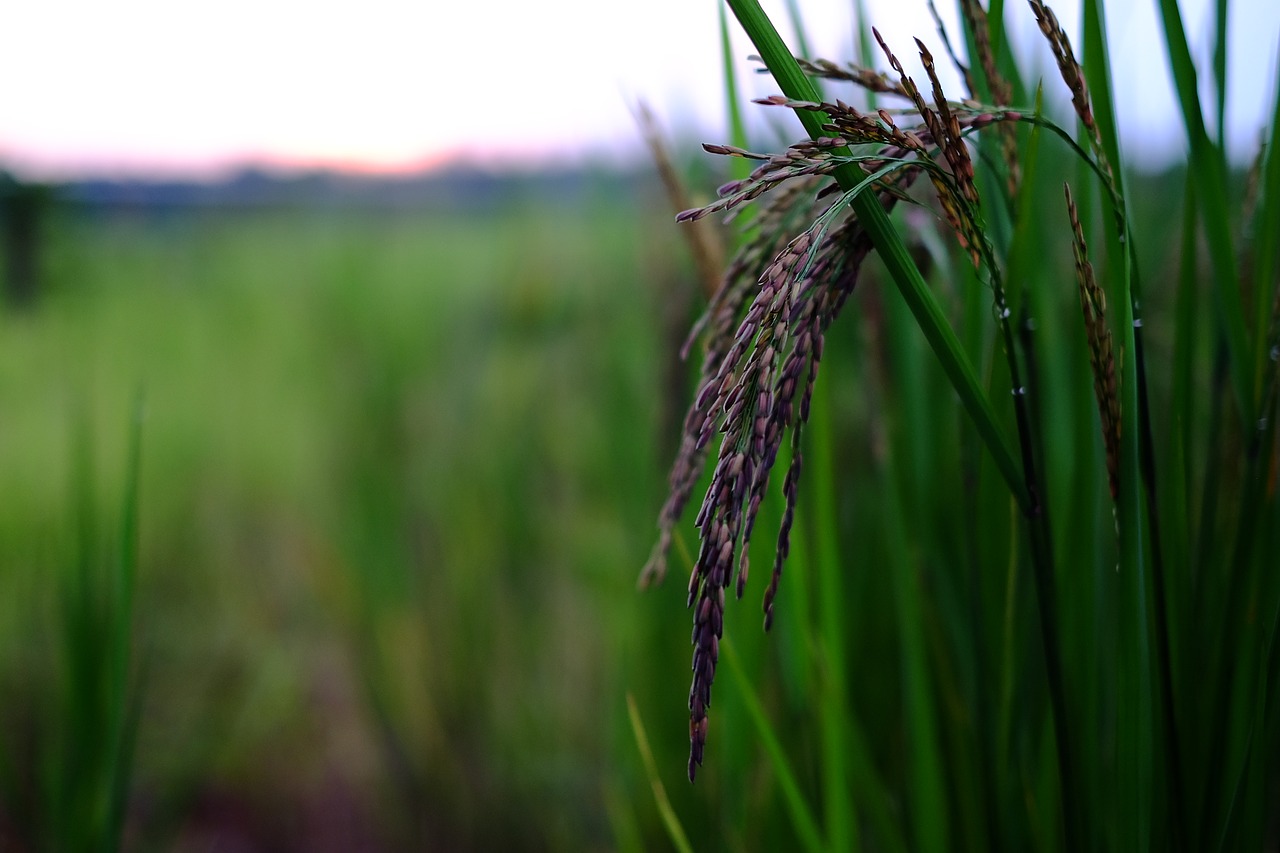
[1064,183,1120,499]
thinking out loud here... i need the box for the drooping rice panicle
[915,37,979,207]
[785,56,912,99]
[682,206,883,780]
[641,178,828,591]
[958,0,1021,196]
[651,116,929,776]
[1066,183,1121,499]
[1027,0,1116,194]
[874,29,985,268]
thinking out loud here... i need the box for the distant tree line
[0,172,52,308]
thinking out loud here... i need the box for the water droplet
[1025,317,1037,331]
[1000,306,1011,320]
[1133,318,1144,328]
[1258,418,1268,431]
[1270,345,1279,362]
[1012,386,1026,396]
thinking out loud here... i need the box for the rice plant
[641,0,1280,849]
[0,401,144,852]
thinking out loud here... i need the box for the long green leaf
[626,694,694,853]
[881,456,950,853]
[1172,173,1199,565]
[1155,0,1256,431]
[851,0,877,110]
[1081,4,1165,849]
[719,1,751,167]
[1251,63,1280,403]
[808,378,856,851]
[1213,0,1228,144]
[781,0,815,74]
[722,639,826,853]
[105,395,144,850]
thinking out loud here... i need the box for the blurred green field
[0,193,732,849]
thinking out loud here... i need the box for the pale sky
[0,0,1276,179]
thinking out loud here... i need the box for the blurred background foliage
[0,175,718,849]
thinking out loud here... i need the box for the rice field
[2,0,1278,849]
[0,196,709,849]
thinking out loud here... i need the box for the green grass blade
[105,395,144,848]
[1080,1,1123,190]
[781,0,815,70]
[46,405,145,852]
[1167,176,1199,840]
[851,0,877,110]
[719,1,750,161]
[58,416,101,851]
[626,693,694,853]
[989,0,1029,102]
[603,779,648,853]
[1172,173,1199,562]
[788,522,908,853]
[986,0,1006,62]
[722,639,825,853]
[1213,0,1228,144]
[1081,4,1167,847]
[807,380,855,851]
[881,458,950,853]
[1251,65,1280,398]
[1155,0,1256,431]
